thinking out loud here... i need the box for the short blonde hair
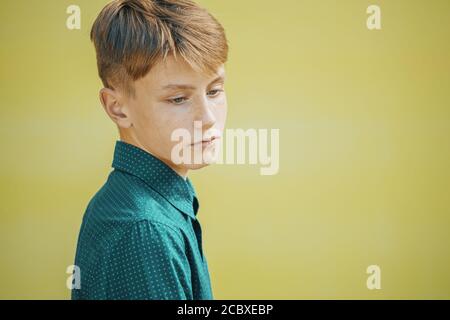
[91,0,229,96]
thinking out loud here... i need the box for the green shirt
[72,140,213,300]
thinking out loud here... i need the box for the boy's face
[101,55,227,177]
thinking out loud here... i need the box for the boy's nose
[196,100,216,129]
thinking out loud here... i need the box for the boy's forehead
[143,56,225,89]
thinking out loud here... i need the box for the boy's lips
[190,136,221,146]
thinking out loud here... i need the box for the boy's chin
[177,149,220,171]
[183,162,213,171]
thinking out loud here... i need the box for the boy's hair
[91,0,228,97]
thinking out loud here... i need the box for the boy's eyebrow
[161,75,226,90]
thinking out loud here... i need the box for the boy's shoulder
[84,169,188,230]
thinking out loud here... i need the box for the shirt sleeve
[106,219,193,300]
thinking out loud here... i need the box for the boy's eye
[207,89,223,97]
[168,89,223,105]
[170,97,188,105]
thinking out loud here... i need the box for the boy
[72,0,228,300]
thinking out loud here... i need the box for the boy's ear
[99,88,133,129]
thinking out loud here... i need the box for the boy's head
[91,0,228,177]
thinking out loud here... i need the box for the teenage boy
[72,0,228,300]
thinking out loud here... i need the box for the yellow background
[0,0,449,299]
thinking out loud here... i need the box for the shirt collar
[111,140,199,220]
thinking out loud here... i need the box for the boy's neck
[119,134,188,180]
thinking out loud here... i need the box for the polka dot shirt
[71,140,213,300]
